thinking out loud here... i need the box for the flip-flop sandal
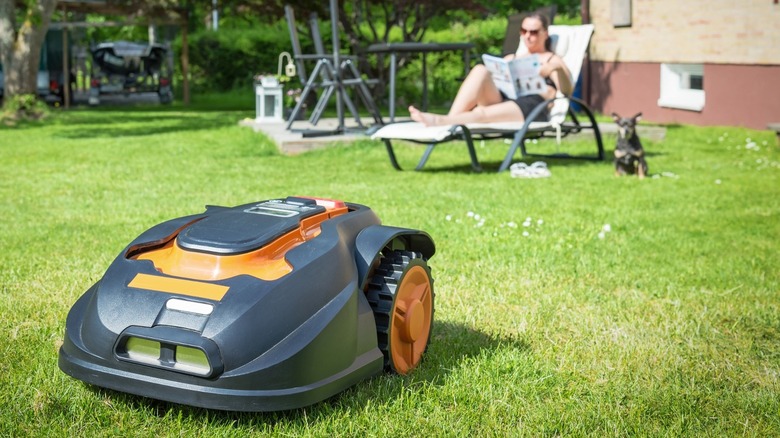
[510,161,551,178]
[529,161,551,178]
[510,162,530,178]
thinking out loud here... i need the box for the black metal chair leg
[499,124,532,172]
[287,59,330,130]
[460,127,482,172]
[383,139,402,170]
[570,96,605,160]
[415,144,436,170]
[309,85,334,124]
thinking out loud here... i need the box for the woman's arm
[539,55,573,96]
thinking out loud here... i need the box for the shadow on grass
[49,111,245,139]
[412,156,612,174]
[75,320,528,425]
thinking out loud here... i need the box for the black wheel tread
[365,250,434,372]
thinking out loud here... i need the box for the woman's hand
[538,58,562,78]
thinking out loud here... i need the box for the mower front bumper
[58,342,383,411]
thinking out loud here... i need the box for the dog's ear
[611,113,620,122]
[632,112,643,122]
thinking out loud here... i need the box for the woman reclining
[409,13,571,127]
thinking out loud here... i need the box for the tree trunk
[0,0,59,100]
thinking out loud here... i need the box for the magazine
[481,54,546,100]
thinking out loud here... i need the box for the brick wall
[589,0,780,65]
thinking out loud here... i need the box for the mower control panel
[177,197,326,255]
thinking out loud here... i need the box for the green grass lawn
[1,101,778,436]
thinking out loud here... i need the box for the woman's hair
[523,13,552,52]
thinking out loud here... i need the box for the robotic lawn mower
[59,197,435,411]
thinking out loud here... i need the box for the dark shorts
[500,92,549,122]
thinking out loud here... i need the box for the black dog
[612,112,648,178]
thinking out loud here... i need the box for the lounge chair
[370,24,603,172]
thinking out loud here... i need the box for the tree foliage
[206,0,488,49]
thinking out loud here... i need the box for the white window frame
[657,63,705,112]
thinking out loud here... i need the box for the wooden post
[181,14,190,105]
[62,7,70,108]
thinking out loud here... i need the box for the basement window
[658,63,705,111]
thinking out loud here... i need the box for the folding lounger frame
[284,4,383,137]
[377,94,603,173]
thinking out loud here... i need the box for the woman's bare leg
[409,101,524,127]
[447,65,505,115]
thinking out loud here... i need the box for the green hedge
[174,22,294,91]
[174,14,579,106]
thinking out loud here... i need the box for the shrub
[1,94,49,125]
[175,22,294,92]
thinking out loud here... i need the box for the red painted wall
[588,61,780,130]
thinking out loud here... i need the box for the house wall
[585,0,780,129]
[590,62,780,128]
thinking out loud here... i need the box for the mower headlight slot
[173,345,211,375]
[115,327,223,378]
[124,337,162,365]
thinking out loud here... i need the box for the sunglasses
[521,28,541,36]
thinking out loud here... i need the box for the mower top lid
[177,197,326,255]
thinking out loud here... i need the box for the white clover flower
[598,232,606,239]
[537,219,544,225]
[522,231,530,237]
[507,221,517,228]
[603,224,611,232]
[715,179,722,185]
[467,211,475,218]
[445,215,452,221]
[474,214,481,221]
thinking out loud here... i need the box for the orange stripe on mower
[128,273,229,301]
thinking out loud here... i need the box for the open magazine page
[481,54,516,98]
[482,54,546,99]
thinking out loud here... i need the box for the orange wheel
[366,251,434,374]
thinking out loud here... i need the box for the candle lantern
[255,76,283,122]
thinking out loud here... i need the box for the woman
[409,13,572,127]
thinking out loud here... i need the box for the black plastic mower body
[58,197,434,411]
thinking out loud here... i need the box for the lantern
[255,76,283,122]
